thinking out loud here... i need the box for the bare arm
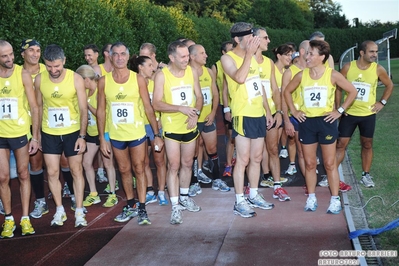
[74,73,88,154]
[137,74,164,151]
[96,76,110,158]
[281,68,295,136]
[22,69,39,154]
[205,68,219,126]
[283,71,304,122]
[371,64,394,113]
[34,74,43,144]
[221,37,260,84]
[336,63,350,109]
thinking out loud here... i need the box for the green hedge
[1,0,397,70]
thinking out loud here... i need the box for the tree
[309,0,350,28]
[239,0,313,30]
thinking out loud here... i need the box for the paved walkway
[86,187,353,266]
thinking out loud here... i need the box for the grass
[346,59,399,265]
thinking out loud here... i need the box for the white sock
[308,193,316,199]
[249,188,258,199]
[170,196,178,205]
[56,205,65,213]
[75,208,84,215]
[97,168,104,174]
[236,193,245,204]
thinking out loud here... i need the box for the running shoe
[273,187,291,201]
[62,182,71,198]
[244,185,250,198]
[188,183,202,197]
[51,211,67,227]
[193,159,198,178]
[75,213,87,227]
[137,209,151,225]
[96,170,108,183]
[83,193,101,207]
[114,205,138,223]
[158,194,169,206]
[223,165,232,177]
[279,149,288,159]
[71,199,88,214]
[202,160,212,172]
[103,194,118,207]
[197,169,212,184]
[30,200,49,219]
[318,175,329,187]
[170,204,184,225]
[285,164,297,175]
[145,193,157,205]
[0,219,16,238]
[21,217,35,236]
[304,197,318,212]
[360,173,375,188]
[212,179,231,192]
[327,198,342,214]
[339,181,352,192]
[0,199,4,215]
[260,176,288,187]
[233,200,256,218]
[247,193,275,209]
[104,180,120,193]
[179,197,201,212]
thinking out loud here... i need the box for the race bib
[261,79,272,99]
[201,87,212,106]
[48,107,71,128]
[171,85,193,106]
[245,76,263,100]
[303,86,327,108]
[352,81,371,102]
[111,102,134,124]
[0,98,18,120]
[88,110,96,126]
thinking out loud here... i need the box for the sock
[290,162,295,165]
[62,168,75,195]
[158,191,165,196]
[97,168,104,174]
[127,198,136,208]
[263,172,271,180]
[75,208,84,215]
[274,182,282,190]
[138,203,145,211]
[90,192,98,197]
[30,169,45,199]
[170,196,178,206]
[249,188,258,199]
[56,205,65,213]
[21,216,29,221]
[362,171,369,176]
[5,215,14,221]
[146,186,154,195]
[179,188,189,201]
[209,153,220,180]
[308,193,316,199]
[236,194,245,204]
[37,197,45,203]
[281,146,286,149]
[331,196,340,201]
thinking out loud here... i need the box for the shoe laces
[3,219,14,229]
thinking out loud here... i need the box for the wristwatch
[78,135,86,139]
[154,133,162,138]
[276,110,284,115]
[380,99,387,106]
[196,110,200,116]
[337,107,345,114]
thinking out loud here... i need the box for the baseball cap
[291,52,300,62]
[21,39,41,52]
